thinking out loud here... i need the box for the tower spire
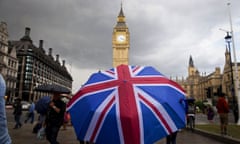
[120,0,123,13]
[118,2,125,18]
[112,2,130,67]
[116,2,126,27]
[189,55,194,67]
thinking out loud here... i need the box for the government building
[0,22,18,103]
[175,49,238,109]
[0,22,72,103]
[112,5,130,67]
[112,5,239,110]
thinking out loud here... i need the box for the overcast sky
[1,0,240,93]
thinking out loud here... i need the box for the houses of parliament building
[112,5,238,107]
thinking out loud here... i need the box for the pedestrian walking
[207,105,215,123]
[32,113,46,134]
[166,131,178,144]
[216,92,229,135]
[45,92,66,144]
[13,98,22,129]
[0,74,12,143]
[62,111,70,130]
[25,101,35,124]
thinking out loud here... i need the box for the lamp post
[224,32,239,123]
[227,2,240,124]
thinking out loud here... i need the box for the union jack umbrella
[67,65,186,144]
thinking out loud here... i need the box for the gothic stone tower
[188,55,196,76]
[112,5,130,67]
[187,55,200,98]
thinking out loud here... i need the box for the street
[6,109,228,144]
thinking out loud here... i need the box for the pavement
[8,121,79,144]
[8,122,230,144]
[6,109,240,144]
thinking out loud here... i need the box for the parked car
[21,101,31,110]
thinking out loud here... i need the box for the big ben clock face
[117,35,126,42]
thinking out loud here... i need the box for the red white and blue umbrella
[67,65,186,144]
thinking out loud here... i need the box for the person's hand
[60,94,71,99]
[49,102,55,107]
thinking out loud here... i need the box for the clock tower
[112,4,130,67]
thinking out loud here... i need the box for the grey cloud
[1,0,240,89]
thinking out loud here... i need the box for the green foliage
[196,124,240,139]
[195,100,205,112]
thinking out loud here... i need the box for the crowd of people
[3,77,71,144]
[10,91,71,144]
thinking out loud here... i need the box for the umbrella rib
[85,93,116,142]
[135,86,179,135]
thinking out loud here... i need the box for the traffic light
[205,88,211,98]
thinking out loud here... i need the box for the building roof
[8,27,73,81]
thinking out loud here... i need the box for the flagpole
[227,2,240,125]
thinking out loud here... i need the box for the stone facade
[9,27,73,102]
[111,6,238,107]
[0,22,18,103]
[174,50,238,107]
[112,5,130,67]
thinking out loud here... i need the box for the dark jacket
[13,101,22,115]
[45,99,66,127]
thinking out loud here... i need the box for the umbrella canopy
[35,96,51,114]
[67,65,186,144]
[35,84,71,94]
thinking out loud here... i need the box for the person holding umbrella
[166,131,178,144]
[45,92,66,144]
[33,96,51,134]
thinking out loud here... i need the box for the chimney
[39,40,43,48]
[48,48,52,56]
[56,54,59,62]
[25,27,31,36]
[62,60,65,67]
[20,27,32,42]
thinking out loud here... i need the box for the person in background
[207,105,215,123]
[0,74,12,143]
[45,92,66,144]
[166,131,178,144]
[62,111,70,130]
[216,92,229,135]
[39,113,46,127]
[186,101,196,128]
[13,98,22,129]
[25,101,35,124]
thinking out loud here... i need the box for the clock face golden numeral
[117,35,126,42]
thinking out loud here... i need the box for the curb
[194,128,240,144]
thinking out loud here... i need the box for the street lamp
[225,32,234,88]
[224,32,238,123]
[226,2,240,125]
